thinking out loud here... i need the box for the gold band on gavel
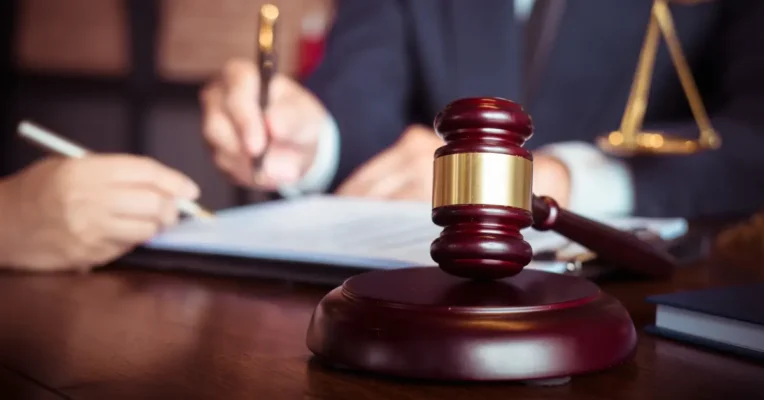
[432,152,533,210]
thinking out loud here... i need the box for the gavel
[307,96,669,383]
[306,97,674,385]
[430,97,677,281]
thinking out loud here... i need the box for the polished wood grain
[0,249,761,399]
[431,97,535,279]
[0,367,63,400]
[307,267,636,381]
[532,195,677,279]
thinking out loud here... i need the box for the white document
[146,195,688,273]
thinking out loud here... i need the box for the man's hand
[335,125,571,206]
[532,154,571,208]
[0,155,200,273]
[336,125,442,201]
[200,58,331,191]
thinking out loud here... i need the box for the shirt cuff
[277,115,340,198]
[536,141,635,217]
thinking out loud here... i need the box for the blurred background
[0,0,335,209]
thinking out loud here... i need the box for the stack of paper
[145,195,688,274]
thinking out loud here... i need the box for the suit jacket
[304,0,764,219]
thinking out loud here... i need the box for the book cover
[646,283,764,326]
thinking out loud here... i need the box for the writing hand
[336,125,442,202]
[200,58,331,191]
[0,155,199,272]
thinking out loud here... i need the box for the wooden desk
[0,258,762,399]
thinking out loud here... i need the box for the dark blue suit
[304,0,764,219]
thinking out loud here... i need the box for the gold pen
[16,120,215,220]
[253,3,279,173]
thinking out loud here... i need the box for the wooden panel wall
[12,0,334,81]
[159,0,297,82]
[14,0,130,76]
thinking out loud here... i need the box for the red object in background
[297,35,325,79]
[297,12,330,79]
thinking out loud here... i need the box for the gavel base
[306,267,637,382]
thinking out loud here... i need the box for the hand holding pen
[200,4,333,193]
[0,121,211,273]
[17,121,213,219]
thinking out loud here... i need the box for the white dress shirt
[279,0,634,218]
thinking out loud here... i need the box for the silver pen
[17,120,214,220]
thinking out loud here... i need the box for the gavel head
[430,97,535,280]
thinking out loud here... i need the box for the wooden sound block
[306,267,637,383]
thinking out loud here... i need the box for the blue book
[645,284,764,362]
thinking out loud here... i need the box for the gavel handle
[531,196,677,279]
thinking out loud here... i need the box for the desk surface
[0,258,762,400]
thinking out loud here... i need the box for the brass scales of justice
[596,0,722,156]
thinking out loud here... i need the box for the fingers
[200,59,328,191]
[255,142,304,189]
[109,218,167,245]
[338,168,431,202]
[212,151,256,188]
[201,82,242,157]
[127,157,200,199]
[252,78,325,188]
[336,148,408,198]
[335,130,438,201]
[82,155,200,199]
[200,59,271,187]
[264,77,318,146]
[219,59,263,155]
[202,83,257,186]
[531,154,571,207]
[104,186,181,246]
[388,180,430,201]
[106,187,179,229]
